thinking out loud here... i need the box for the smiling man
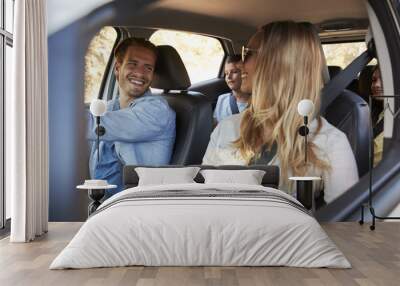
[213,55,250,123]
[87,38,176,195]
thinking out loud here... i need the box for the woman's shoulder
[319,117,347,136]
[313,117,350,149]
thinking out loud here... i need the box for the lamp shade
[297,99,314,117]
[90,99,107,116]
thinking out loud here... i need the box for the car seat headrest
[152,45,191,91]
[328,65,343,79]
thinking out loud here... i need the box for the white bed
[50,183,350,269]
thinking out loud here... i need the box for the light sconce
[90,99,107,162]
[297,99,315,164]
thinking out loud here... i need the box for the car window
[84,26,118,103]
[150,29,225,84]
[323,42,368,68]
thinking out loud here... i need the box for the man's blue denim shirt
[87,90,176,195]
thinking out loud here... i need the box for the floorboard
[0,222,399,286]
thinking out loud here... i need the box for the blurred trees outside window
[84,26,117,103]
[323,42,369,68]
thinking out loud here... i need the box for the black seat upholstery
[152,45,213,165]
[320,41,372,178]
[322,89,370,177]
[346,79,360,95]
[328,65,342,79]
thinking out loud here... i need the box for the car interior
[89,0,385,210]
[5,0,400,283]
[100,26,373,175]
[44,0,400,223]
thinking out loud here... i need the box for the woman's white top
[202,113,359,203]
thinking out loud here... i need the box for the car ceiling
[152,0,367,29]
[49,0,369,44]
[120,0,368,46]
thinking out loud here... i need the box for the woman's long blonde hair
[234,21,330,180]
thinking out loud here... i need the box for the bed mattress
[50,183,350,269]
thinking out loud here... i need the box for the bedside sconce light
[90,99,107,162]
[297,99,314,165]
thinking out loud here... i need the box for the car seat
[315,24,371,178]
[322,89,370,177]
[328,65,359,94]
[321,64,371,178]
[328,65,342,79]
[152,45,213,165]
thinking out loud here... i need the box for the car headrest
[328,65,343,79]
[152,45,191,91]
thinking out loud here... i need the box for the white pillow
[135,167,201,186]
[200,169,266,185]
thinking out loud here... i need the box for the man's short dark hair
[114,38,158,63]
[225,54,242,65]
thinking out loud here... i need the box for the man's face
[115,45,156,98]
[224,62,242,92]
[241,31,262,94]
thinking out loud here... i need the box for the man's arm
[87,97,175,143]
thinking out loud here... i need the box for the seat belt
[320,41,375,115]
[229,94,240,114]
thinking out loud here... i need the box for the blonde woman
[203,21,358,203]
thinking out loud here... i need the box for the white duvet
[50,183,350,269]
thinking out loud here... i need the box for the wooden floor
[0,222,399,286]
